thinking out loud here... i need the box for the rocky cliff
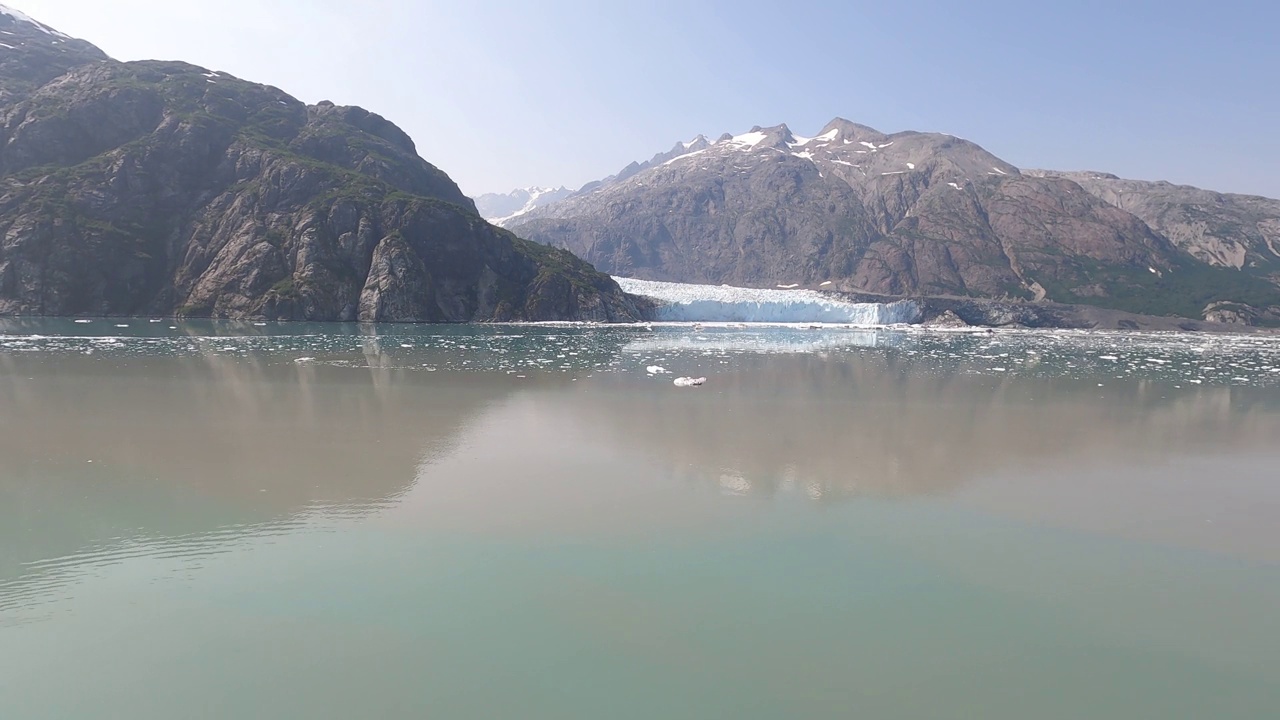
[0,8,645,322]
[1025,170,1280,274]
[510,119,1280,323]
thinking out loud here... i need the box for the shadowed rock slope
[0,8,643,321]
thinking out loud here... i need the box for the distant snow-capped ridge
[615,277,922,325]
[493,117,1020,225]
[473,186,573,226]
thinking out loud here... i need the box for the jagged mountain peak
[819,117,884,143]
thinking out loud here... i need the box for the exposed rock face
[1199,300,1280,326]
[1026,170,1280,276]
[511,119,1280,323]
[0,13,645,322]
[924,310,969,328]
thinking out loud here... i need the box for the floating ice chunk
[74,319,92,323]
[673,376,706,387]
[820,281,833,286]
[294,357,316,363]
[719,473,750,495]
[646,365,670,374]
[776,283,800,289]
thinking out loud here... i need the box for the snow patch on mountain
[663,148,708,167]
[729,131,769,148]
[615,277,921,325]
[0,4,69,38]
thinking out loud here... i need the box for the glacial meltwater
[2,318,1280,719]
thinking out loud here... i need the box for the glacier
[614,277,922,325]
[623,329,885,355]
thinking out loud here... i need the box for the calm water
[3,319,1280,719]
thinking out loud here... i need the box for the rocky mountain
[1025,170,1280,272]
[474,186,573,226]
[0,6,644,322]
[510,119,1280,323]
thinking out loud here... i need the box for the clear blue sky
[18,0,1280,198]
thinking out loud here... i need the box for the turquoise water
[2,321,1279,718]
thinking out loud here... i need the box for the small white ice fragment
[719,474,750,495]
[776,283,800,289]
[294,357,315,363]
[673,376,706,387]
[646,365,670,374]
[820,281,833,286]
[74,319,92,323]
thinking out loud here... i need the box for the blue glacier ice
[614,277,922,325]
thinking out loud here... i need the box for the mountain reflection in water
[3,323,1280,719]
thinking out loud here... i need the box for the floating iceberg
[615,277,921,325]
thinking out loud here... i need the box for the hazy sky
[16,0,1280,198]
